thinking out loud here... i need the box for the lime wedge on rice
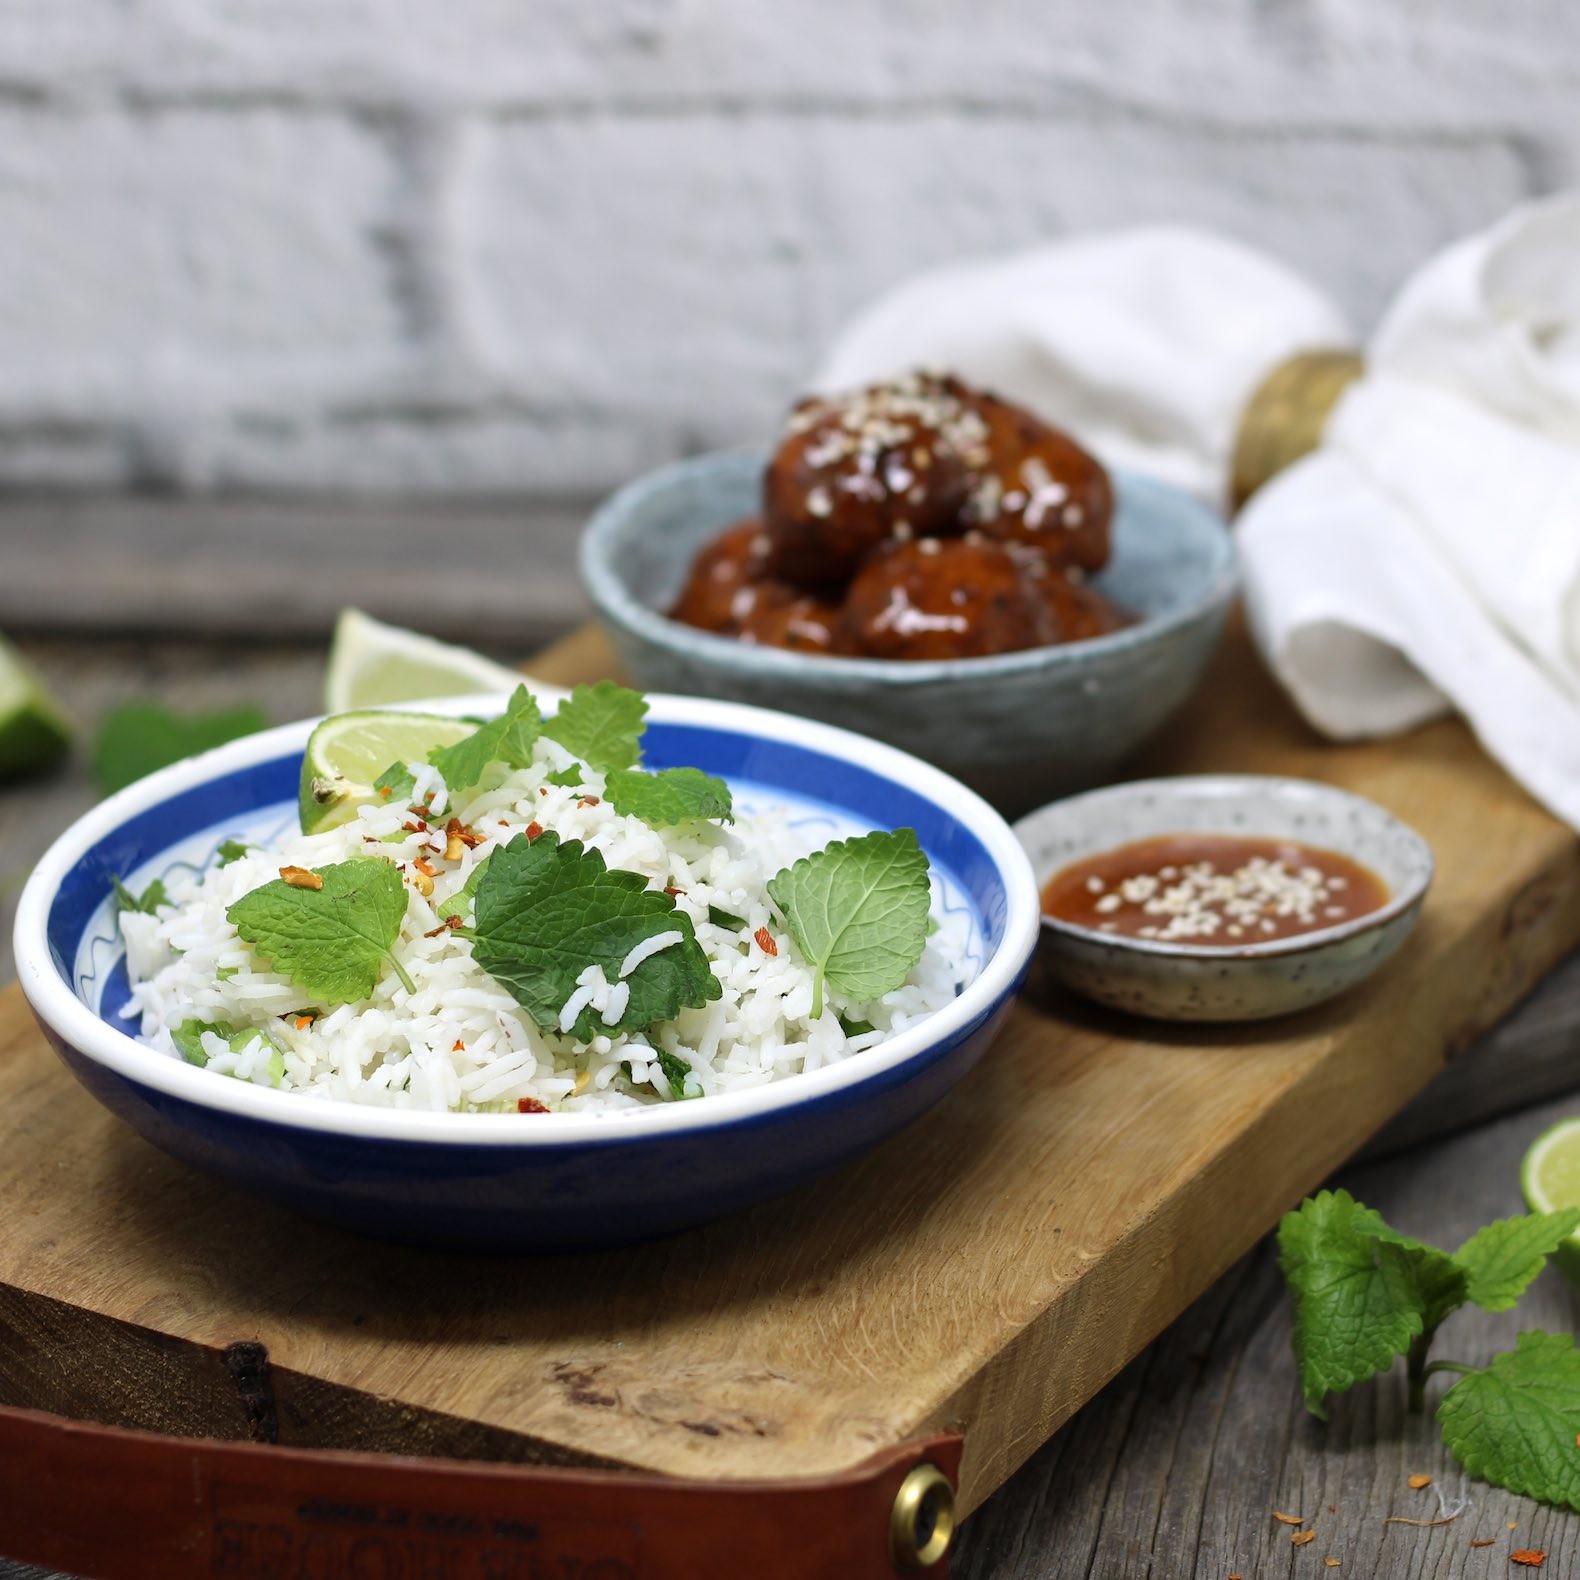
[0,633,71,780]
[299,710,474,834]
[1521,1116,1580,1286]
[325,608,525,713]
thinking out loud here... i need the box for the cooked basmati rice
[120,737,969,1116]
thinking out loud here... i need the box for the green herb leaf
[226,858,413,1005]
[429,685,542,798]
[655,1048,696,1100]
[707,904,747,931]
[1276,1190,1466,1419]
[373,761,415,806]
[216,839,251,867]
[542,681,647,772]
[765,829,931,1019]
[546,766,584,789]
[1454,1210,1580,1312]
[94,702,267,795]
[467,831,720,1040]
[170,1018,233,1067]
[837,1013,876,1038]
[437,853,492,923]
[605,766,733,827]
[1439,1332,1580,1511]
[112,874,168,916]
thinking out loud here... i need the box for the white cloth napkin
[813,201,1580,830]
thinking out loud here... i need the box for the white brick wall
[0,0,1574,495]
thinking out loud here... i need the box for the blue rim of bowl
[1017,774,1435,962]
[15,691,1041,1148]
[580,449,1241,687]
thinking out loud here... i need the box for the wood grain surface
[2,619,1579,1545]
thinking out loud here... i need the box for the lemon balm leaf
[428,685,542,798]
[113,874,167,916]
[765,829,931,1020]
[467,832,719,1040]
[605,766,733,827]
[437,852,492,923]
[1276,1190,1465,1419]
[543,681,648,772]
[1454,1210,1580,1312]
[1439,1333,1580,1511]
[95,702,267,795]
[226,858,413,1004]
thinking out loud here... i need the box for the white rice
[119,740,968,1116]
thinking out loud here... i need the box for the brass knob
[890,1461,955,1571]
[1230,348,1365,512]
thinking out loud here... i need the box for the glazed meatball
[737,590,849,655]
[962,389,1113,572]
[1020,556,1134,643]
[843,536,1055,661]
[669,518,773,633]
[761,373,979,586]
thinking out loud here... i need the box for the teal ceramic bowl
[581,450,1238,814]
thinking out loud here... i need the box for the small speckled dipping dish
[1013,775,1434,1022]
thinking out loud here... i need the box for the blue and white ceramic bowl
[581,449,1239,815]
[15,694,1039,1252]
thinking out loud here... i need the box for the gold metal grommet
[889,1461,955,1571]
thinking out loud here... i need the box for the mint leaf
[765,829,931,1019]
[467,832,720,1040]
[1454,1211,1580,1312]
[113,874,167,916]
[837,1013,876,1037]
[373,761,415,805]
[171,1018,233,1067]
[94,701,267,794]
[216,839,251,867]
[429,685,541,798]
[708,904,747,931]
[655,1049,697,1100]
[546,766,584,789]
[1276,1190,1465,1419]
[605,766,733,827]
[226,858,413,1005]
[543,681,647,771]
[437,853,492,923]
[1439,1332,1580,1511]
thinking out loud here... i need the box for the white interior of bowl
[16,692,1040,1147]
[1014,774,1434,958]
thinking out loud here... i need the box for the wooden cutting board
[1,622,1578,1518]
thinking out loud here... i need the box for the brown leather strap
[0,1402,961,1579]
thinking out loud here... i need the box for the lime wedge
[0,633,71,780]
[325,609,526,713]
[1520,1116,1580,1286]
[299,709,475,834]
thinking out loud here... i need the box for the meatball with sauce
[843,536,1056,661]
[1021,557,1134,642]
[761,373,980,586]
[669,518,773,634]
[962,389,1113,573]
[737,590,849,655]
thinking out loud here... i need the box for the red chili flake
[754,926,778,956]
[402,820,427,834]
[294,1016,313,1030]
[664,885,685,896]
[517,1097,550,1114]
[499,818,511,826]
[413,856,439,878]
[452,1039,465,1053]
[1512,1553,1546,1568]
[445,816,482,849]
[524,821,544,842]
[378,785,392,799]
[279,866,323,891]
[578,795,601,808]
[444,914,464,930]
[423,923,449,938]
[1469,1540,1495,1548]
[538,786,549,797]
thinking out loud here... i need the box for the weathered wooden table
[1,630,1578,1580]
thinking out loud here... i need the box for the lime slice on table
[0,633,71,780]
[1521,1116,1580,1286]
[299,710,475,834]
[325,608,526,713]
